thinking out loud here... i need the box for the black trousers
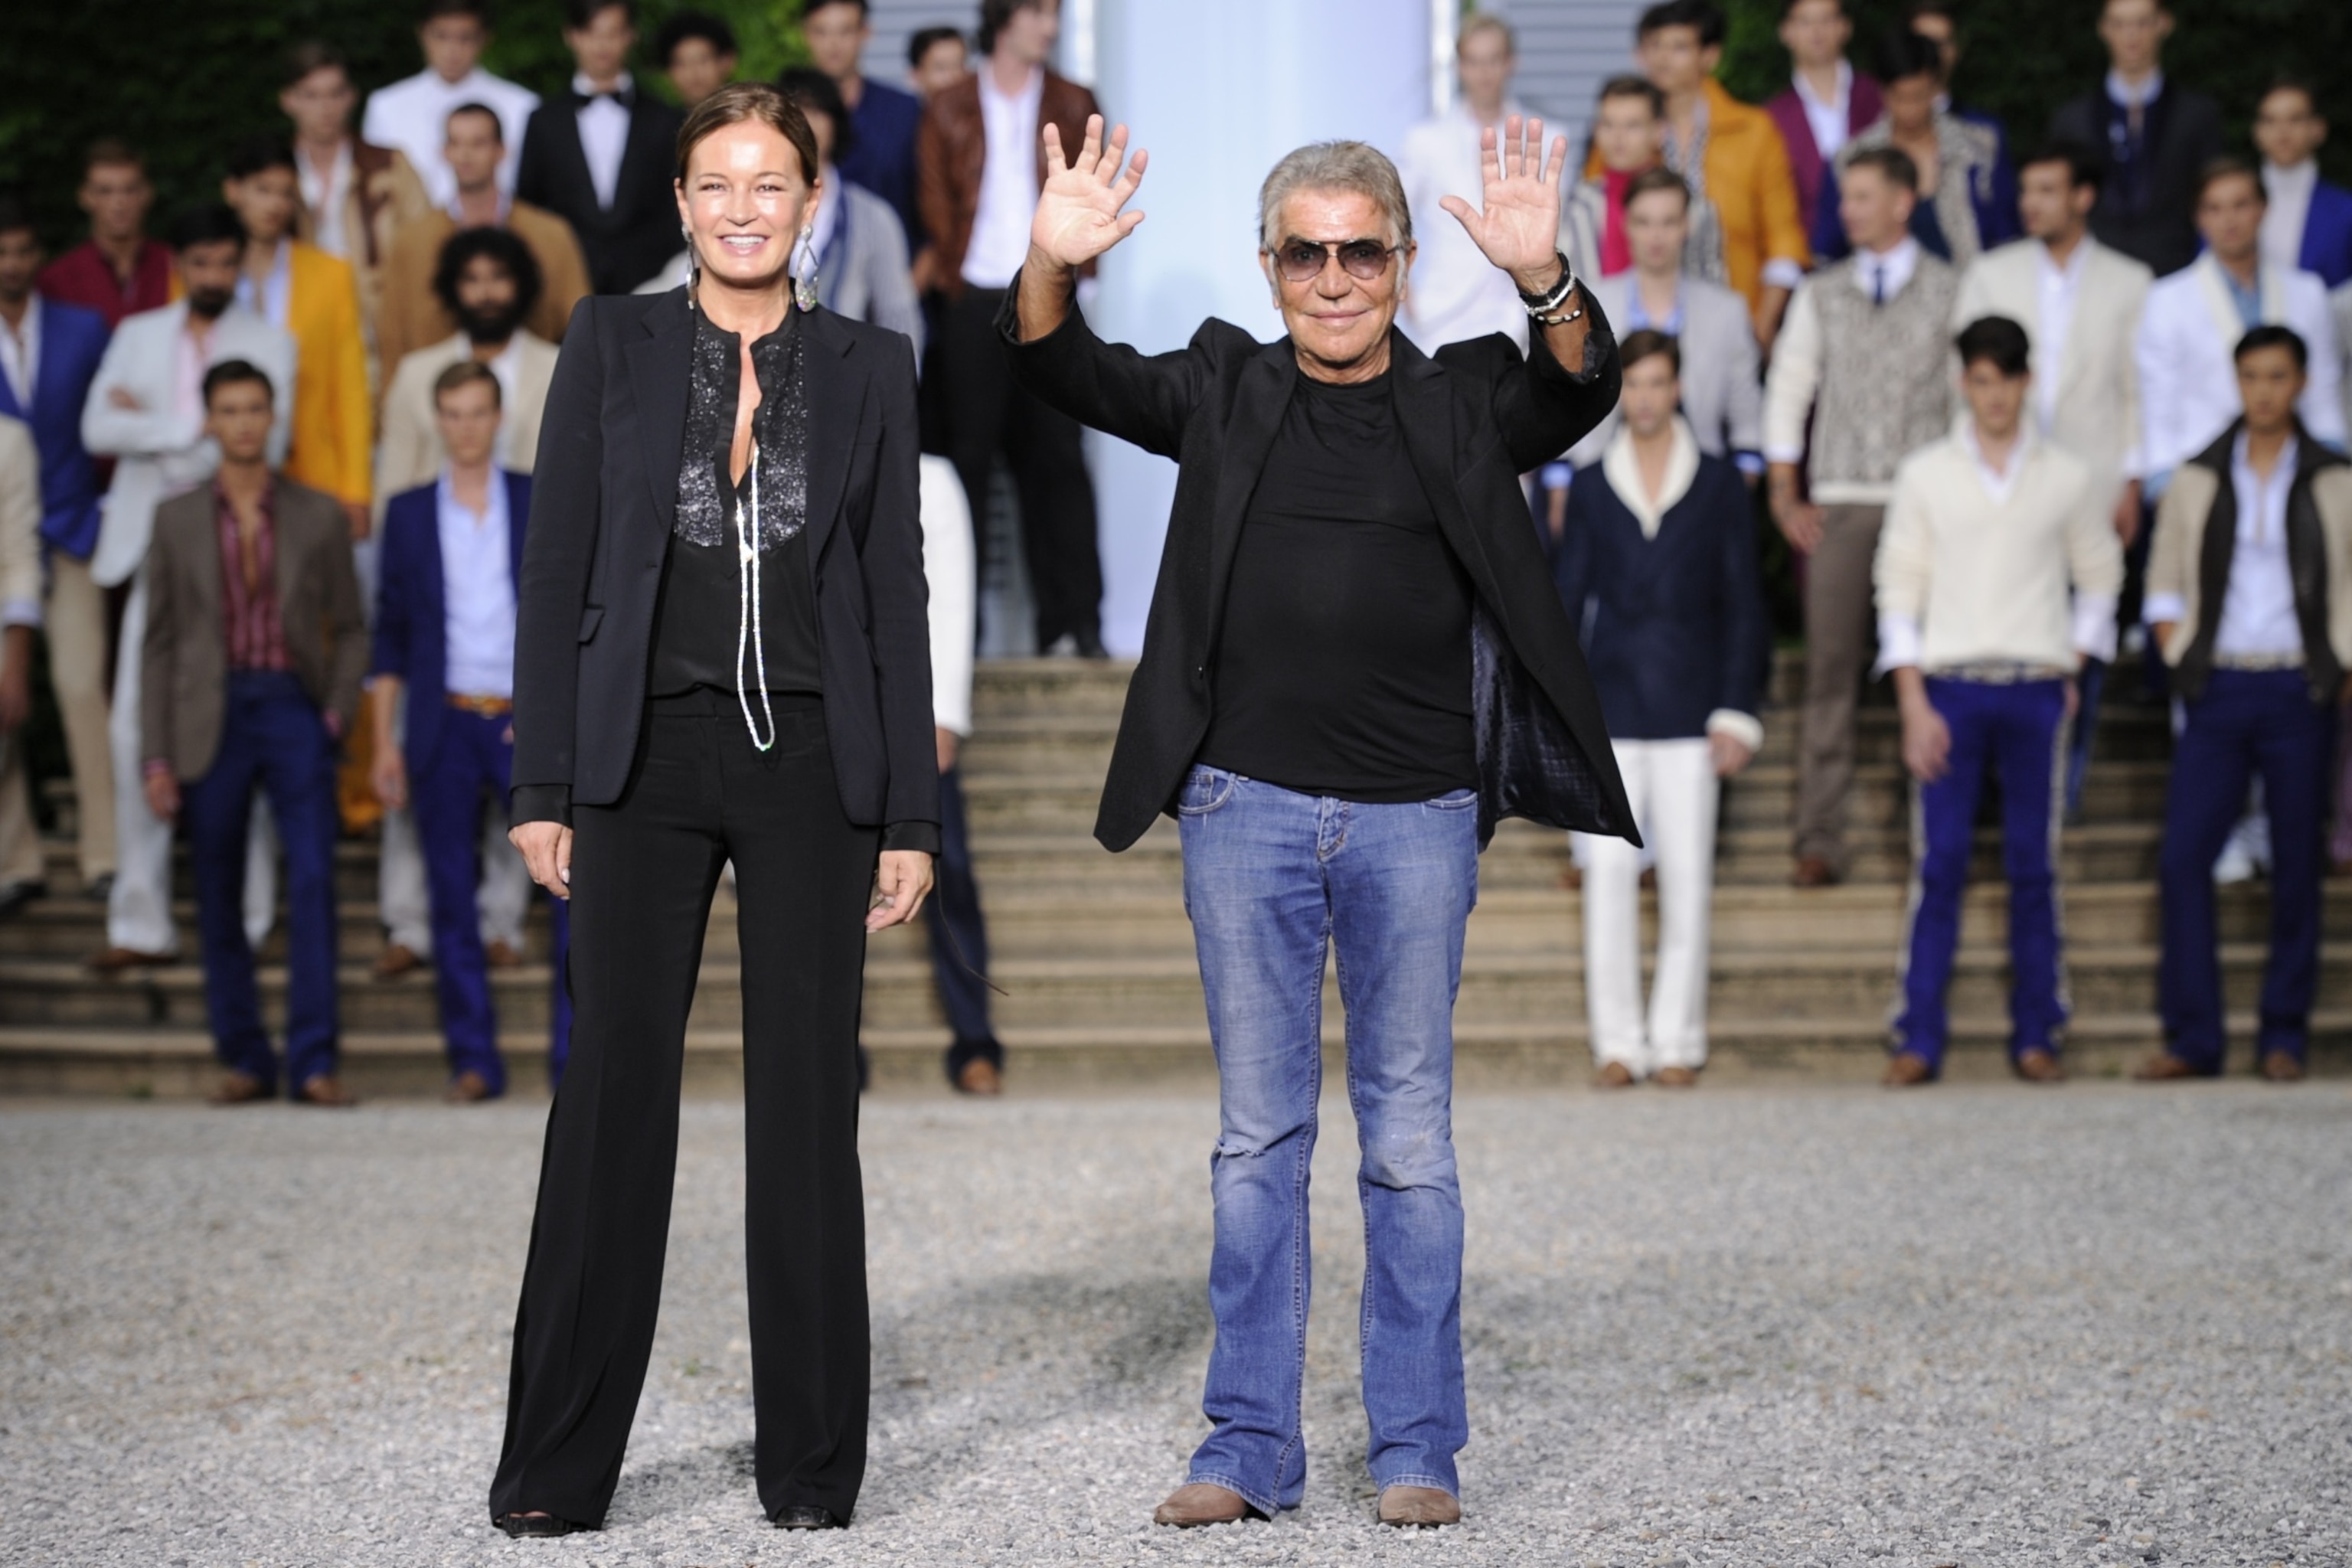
[490,690,879,1527]
[936,286,1104,648]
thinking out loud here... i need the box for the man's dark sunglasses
[1269,237,1399,283]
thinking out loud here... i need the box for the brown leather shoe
[954,1057,1004,1096]
[1652,1065,1700,1088]
[1638,867,1658,891]
[87,945,175,974]
[485,939,523,969]
[2132,1052,2210,1082]
[295,1075,358,1107]
[1153,1483,1260,1527]
[444,1070,496,1103]
[1882,1052,1936,1087]
[2012,1047,2067,1083]
[2262,1050,2307,1083]
[207,1071,270,1106]
[1595,1060,1638,1088]
[1377,1485,1462,1527]
[373,943,423,979]
[1558,864,1583,892]
[1790,855,1841,889]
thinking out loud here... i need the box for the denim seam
[1374,1472,1459,1496]
[1270,908,1330,1500]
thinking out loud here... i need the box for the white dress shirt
[1396,100,1531,353]
[962,65,1044,289]
[436,472,517,697]
[573,73,632,211]
[2032,239,2092,436]
[297,141,355,259]
[2106,69,2164,113]
[1794,62,1854,162]
[234,240,294,329]
[0,298,41,412]
[2261,159,2319,276]
[1854,234,1921,305]
[361,67,540,206]
[2213,433,2305,659]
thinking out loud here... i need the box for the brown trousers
[1795,503,1885,871]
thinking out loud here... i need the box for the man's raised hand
[1029,114,1148,270]
[1439,114,1570,291]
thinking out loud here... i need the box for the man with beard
[377,104,590,375]
[80,207,296,976]
[371,226,549,982]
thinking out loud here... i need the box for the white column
[1083,0,1432,654]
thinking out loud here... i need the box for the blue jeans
[1893,677,2069,1072]
[1177,766,1478,1513]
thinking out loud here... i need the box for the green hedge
[1718,0,2352,185]
[0,0,809,248]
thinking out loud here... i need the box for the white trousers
[1573,737,1720,1075]
[106,565,276,956]
[377,801,531,953]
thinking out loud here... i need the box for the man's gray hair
[1257,141,1414,250]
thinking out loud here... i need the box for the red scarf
[1600,168,1638,276]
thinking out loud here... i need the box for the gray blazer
[818,181,925,358]
[1566,273,1762,469]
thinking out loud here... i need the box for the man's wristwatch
[1517,252,1583,326]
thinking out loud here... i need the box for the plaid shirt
[215,479,290,674]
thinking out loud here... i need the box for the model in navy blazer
[1553,450,1769,741]
[372,469,533,776]
[0,295,108,559]
[2297,176,2352,290]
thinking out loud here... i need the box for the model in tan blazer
[376,204,589,376]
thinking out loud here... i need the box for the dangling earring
[793,224,818,313]
[681,223,700,308]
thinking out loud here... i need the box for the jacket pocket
[578,606,605,642]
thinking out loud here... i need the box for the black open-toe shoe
[771,1504,847,1530]
[495,1511,587,1538]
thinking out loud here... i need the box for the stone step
[4,1009,2341,1099]
[5,879,2341,965]
[4,939,2336,1034]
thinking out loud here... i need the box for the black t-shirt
[1196,371,1477,802]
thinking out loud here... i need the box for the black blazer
[2047,84,2223,278]
[509,290,939,853]
[995,283,1637,852]
[514,92,686,295]
[1553,450,1769,741]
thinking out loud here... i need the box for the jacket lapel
[505,472,531,586]
[624,289,694,546]
[799,307,856,565]
[1204,341,1295,652]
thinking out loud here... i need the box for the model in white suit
[82,298,298,960]
[2136,253,2344,488]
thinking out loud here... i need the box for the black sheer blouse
[647,309,822,699]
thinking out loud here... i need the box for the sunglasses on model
[1268,236,1399,283]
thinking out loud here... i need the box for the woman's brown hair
[673,81,819,187]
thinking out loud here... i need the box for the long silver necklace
[733,439,776,751]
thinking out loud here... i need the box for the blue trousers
[1893,678,2069,1072]
[182,672,341,1094]
[1178,766,1478,1513]
[924,763,997,1072]
[413,707,572,1093]
[2159,668,2336,1067]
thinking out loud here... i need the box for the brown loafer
[2012,1047,2067,1083]
[485,939,523,969]
[1651,1065,1700,1088]
[295,1075,358,1107]
[1790,855,1841,889]
[1594,1060,1638,1088]
[87,945,175,974]
[2261,1050,2306,1083]
[2132,1052,2210,1082]
[444,1070,496,1103]
[954,1057,1004,1096]
[1557,864,1583,892]
[1153,1483,1260,1527]
[373,943,423,980]
[207,1071,271,1106]
[1882,1052,1936,1087]
[1377,1485,1462,1527]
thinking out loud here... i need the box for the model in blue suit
[0,292,109,558]
[373,469,570,1096]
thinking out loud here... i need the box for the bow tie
[573,85,634,109]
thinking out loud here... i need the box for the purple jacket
[1766,74,1886,237]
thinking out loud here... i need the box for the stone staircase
[2,655,2344,1096]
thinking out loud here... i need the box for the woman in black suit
[491,83,936,1537]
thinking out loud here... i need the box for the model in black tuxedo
[2047,80,2223,277]
[514,82,685,295]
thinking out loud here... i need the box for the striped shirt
[214,480,289,673]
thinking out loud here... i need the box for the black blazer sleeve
[995,277,1207,459]
[514,107,553,211]
[867,332,942,855]
[510,296,604,826]
[1436,305,1622,474]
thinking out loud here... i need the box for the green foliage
[0,0,810,249]
[1718,0,2352,184]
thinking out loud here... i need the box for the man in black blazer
[1002,116,1630,1532]
[2044,0,2220,276]
[514,0,685,294]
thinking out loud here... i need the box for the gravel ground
[3,1080,2348,1568]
